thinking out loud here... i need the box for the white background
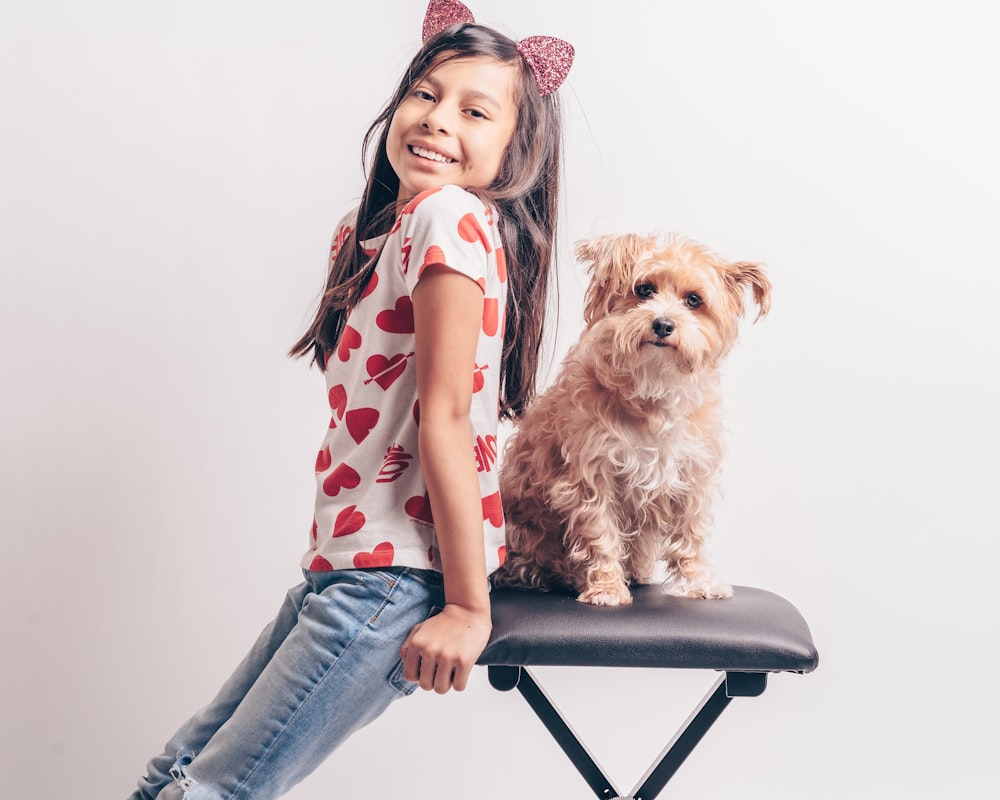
[2,1,998,797]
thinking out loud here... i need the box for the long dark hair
[289,23,563,419]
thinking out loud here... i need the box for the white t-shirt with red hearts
[303,185,508,575]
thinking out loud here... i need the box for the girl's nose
[421,108,449,134]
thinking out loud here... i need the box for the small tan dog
[494,233,771,606]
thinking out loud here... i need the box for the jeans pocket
[387,605,442,696]
[387,658,419,697]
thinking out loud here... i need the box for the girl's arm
[400,264,493,694]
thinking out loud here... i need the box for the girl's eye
[414,89,435,101]
[465,108,487,119]
[635,283,655,299]
[684,293,703,309]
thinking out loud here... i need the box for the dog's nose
[652,318,675,338]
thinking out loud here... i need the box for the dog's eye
[684,293,703,309]
[635,283,655,299]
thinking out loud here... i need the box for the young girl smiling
[129,2,573,798]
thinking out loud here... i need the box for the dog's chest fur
[577,395,718,500]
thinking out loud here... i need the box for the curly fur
[493,233,771,605]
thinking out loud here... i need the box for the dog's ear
[722,261,772,322]
[576,234,652,325]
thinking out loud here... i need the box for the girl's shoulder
[398,184,495,226]
[393,186,501,261]
[333,203,361,239]
[392,186,502,284]
[328,205,361,264]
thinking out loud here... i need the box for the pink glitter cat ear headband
[421,0,574,97]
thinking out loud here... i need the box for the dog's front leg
[562,497,633,606]
[658,491,733,600]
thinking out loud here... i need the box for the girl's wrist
[443,597,492,619]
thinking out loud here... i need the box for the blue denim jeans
[129,567,445,800]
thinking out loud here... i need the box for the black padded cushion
[478,585,819,673]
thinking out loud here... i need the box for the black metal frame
[488,665,768,800]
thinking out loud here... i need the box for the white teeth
[411,145,454,163]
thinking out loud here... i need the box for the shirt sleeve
[328,207,359,270]
[395,185,495,296]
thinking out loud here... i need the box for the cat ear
[422,0,475,43]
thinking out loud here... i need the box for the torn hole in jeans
[169,753,198,794]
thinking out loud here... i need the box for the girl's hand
[400,603,493,693]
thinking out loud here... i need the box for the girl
[129,2,572,798]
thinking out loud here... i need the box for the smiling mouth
[409,145,456,164]
[643,341,676,349]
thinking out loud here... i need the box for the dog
[493,233,771,606]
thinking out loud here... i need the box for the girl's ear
[576,234,653,325]
[722,261,772,322]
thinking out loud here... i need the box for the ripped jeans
[129,567,444,800]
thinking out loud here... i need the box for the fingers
[431,660,456,694]
[399,607,491,694]
[404,649,468,693]
[400,628,473,694]
[450,662,472,692]
[400,632,422,686]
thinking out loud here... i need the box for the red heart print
[330,224,352,263]
[309,554,334,571]
[337,325,362,362]
[366,353,412,391]
[361,271,379,299]
[482,297,499,336]
[457,212,492,253]
[333,505,366,537]
[417,245,447,278]
[345,407,379,444]
[482,491,504,528]
[311,518,318,543]
[315,445,332,472]
[413,400,420,424]
[401,237,413,273]
[401,187,442,215]
[495,245,507,283]
[405,493,434,524]
[323,462,360,497]
[376,296,414,334]
[353,542,395,569]
[472,364,487,393]
[329,384,347,415]
[497,544,507,567]
[328,384,347,428]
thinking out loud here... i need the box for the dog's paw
[662,576,733,600]
[577,583,633,606]
[698,581,734,600]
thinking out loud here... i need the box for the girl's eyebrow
[421,74,503,111]
[465,90,502,111]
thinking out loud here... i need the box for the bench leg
[488,666,767,800]
[489,665,621,799]
[628,671,766,799]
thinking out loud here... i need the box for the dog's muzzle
[652,318,675,339]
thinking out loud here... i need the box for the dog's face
[576,233,771,377]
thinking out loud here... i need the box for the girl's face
[387,55,518,203]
